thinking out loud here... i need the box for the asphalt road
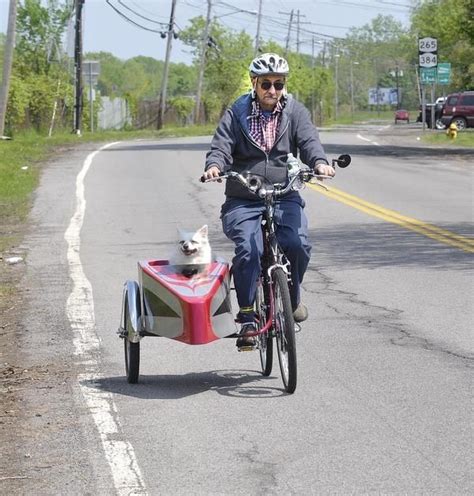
[10,126,473,495]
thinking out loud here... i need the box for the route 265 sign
[419,37,438,68]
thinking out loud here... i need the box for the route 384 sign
[419,37,438,68]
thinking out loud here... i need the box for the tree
[179,17,254,119]
[169,96,194,125]
[0,0,17,136]
[5,0,73,133]
[86,51,126,97]
[337,15,416,111]
[86,51,196,124]
[15,0,71,75]
[410,0,474,89]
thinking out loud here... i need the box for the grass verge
[420,128,474,147]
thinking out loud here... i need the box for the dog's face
[178,225,209,258]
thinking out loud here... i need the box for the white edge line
[64,142,148,495]
[357,133,382,147]
[357,133,372,143]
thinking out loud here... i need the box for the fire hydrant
[446,122,458,140]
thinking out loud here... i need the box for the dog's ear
[198,225,208,237]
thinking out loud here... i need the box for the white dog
[169,225,212,274]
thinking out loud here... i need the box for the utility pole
[311,36,315,123]
[350,61,359,119]
[294,10,309,54]
[73,0,84,135]
[254,0,263,56]
[334,52,340,121]
[395,65,400,110]
[194,0,212,125]
[158,0,177,129]
[296,10,300,54]
[280,10,293,56]
[0,0,18,137]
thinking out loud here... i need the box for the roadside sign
[437,63,451,85]
[419,37,438,68]
[420,67,437,84]
[418,37,437,53]
[419,53,438,68]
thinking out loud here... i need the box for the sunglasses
[260,81,285,91]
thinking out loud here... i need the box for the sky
[1,0,413,64]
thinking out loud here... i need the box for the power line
[105,0,166,33]
[117,1,168,26]
[330,0,408,14]
[129,0,170,20]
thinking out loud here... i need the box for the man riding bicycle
[202,53,333,349]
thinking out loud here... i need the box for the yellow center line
[308,183,474,253]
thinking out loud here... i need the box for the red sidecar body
[137,259,236,344]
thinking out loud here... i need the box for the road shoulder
[0,144,114,494]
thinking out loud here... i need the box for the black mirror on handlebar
[333,154,351,168]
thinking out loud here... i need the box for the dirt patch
[0,260,28,487]
[0,260,83,493]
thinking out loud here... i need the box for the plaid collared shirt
[247,98,285,153]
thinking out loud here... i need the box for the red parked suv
[440,91,474,130]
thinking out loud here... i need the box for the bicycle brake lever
[308,177,329,191]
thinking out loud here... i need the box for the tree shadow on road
[323,141,473,159]
[101,138,473,159]
[102,142,211,153]
[308,221,473,271]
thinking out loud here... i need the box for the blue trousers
[221,193,311,311]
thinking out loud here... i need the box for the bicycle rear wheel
[273,267,297,393]
[256,279,273,376]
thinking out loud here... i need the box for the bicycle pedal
[237,345,256,352]
[294,323,302,333]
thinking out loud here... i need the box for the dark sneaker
[236,310,257,324]
[293,303,308,323]
[236,322,257,349]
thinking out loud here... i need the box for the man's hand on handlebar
[202,165,222,182]
[314,163,335,178]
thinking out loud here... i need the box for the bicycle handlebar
[200,154,351,197]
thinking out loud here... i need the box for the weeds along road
[2,126,472,495]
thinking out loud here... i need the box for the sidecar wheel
[123,293,140,383]
[124,337,140,384]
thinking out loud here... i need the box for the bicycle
[202,154,351,394]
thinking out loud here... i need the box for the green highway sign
[437,63,451,85]
[421,67,437,84]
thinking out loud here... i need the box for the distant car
[394,109,410,124]
[416,101,446,129]
[440,91,474,130]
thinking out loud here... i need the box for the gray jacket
[205,93,328,200]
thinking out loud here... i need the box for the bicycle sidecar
[118,259,237,383]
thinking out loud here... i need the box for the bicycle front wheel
[256,279,273,376]
[273,267,297,393]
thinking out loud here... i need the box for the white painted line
[357,133,372,143]
[357,133,381,146]
[65,143,147,495]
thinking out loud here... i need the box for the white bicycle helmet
[249,53,289,77]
